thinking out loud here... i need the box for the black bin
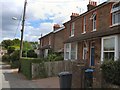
[58,72,72,90]
[84,68,94,88]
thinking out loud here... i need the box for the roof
[64,25,120,43]
[63,1,110,25]
[53,26,65,33]
[39,32,53,40]
[39,45,51,50]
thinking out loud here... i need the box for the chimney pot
[71,13,79,19]
[87,0,97,11]
[53,24,61,31]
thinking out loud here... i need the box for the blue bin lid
[85,69,94,72]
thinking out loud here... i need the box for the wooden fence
[31,60,74,79]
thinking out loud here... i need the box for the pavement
[0,60,60,89]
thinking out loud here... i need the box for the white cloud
[1,0,107,42]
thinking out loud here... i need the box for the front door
[90,47,95,66]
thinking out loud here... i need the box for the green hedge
[101,60,120,85]
[20,58,42,79]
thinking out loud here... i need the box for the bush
[45,53,63,62]
[7,46,15,54]
[9,50,20,68]
[20,58,43,79]
[27,50,37,58]
[101,60,120,85]
[10,50,19,62]
[11,60,20,69]
[2,54,10,62]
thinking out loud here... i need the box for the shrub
[11,60,20,69]
[45,53,63,62]
[2,54,10,62]
[20,58,43,79]
[101,60,120,85]
[9,50,20,68]
[27,50,37,58]
[7,46,15,54]
[10,50,19,62]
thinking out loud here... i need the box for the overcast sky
[0,0,107,42]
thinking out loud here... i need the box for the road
[0,57,59,89]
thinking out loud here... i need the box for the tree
[1,39,14,49]
[12,39,20,46]
[27,50,37,58]
[7,46,15,54]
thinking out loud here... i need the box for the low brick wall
[71,61,85,88]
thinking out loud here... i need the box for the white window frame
[101,35,118,63]
[90,13,96,31]
[83,47,87,60]
[64,43,77,60]
[93,14,96,31]
[83,16,86,33]
[64,43,71,60]
[70,22,75,37]
[44,49,49,57]
[111,2,120,26]
[112,11,120,26]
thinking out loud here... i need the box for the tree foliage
[27,50,37,58]
[1,39,14,49]
[7,46,15,54]
[101,60,120,85]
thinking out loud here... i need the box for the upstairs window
[111,2,120,26]
[70,22,75,37]
[90,13,96,31]
[83,16,86,33]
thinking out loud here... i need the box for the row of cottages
[39,1,120,66]
[39,24,65,58]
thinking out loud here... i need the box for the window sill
[110,23,120,28]
[69,35,74,38]
[91,29,96,32]
[81,32,86,34]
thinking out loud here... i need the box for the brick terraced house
[63,1,120,66]
[39,24,65,57]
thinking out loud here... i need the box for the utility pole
[19,0,27,72]
[19,0,27,58]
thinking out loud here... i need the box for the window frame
[101,35,118,63]
[70,22,75,37]
[111,2,120,26]
[64,43,77,60]
[83,16,86,33]
[93,14,96,31]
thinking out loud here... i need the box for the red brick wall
[54,29,65,52]
[64,3,113,38]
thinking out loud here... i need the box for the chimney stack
[53,24,61,31]
[70,13,79,20]
[87,0,97,11]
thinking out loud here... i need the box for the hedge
[20,58,43,79]
[101,60,120,85]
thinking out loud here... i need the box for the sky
[0,0,107,42]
